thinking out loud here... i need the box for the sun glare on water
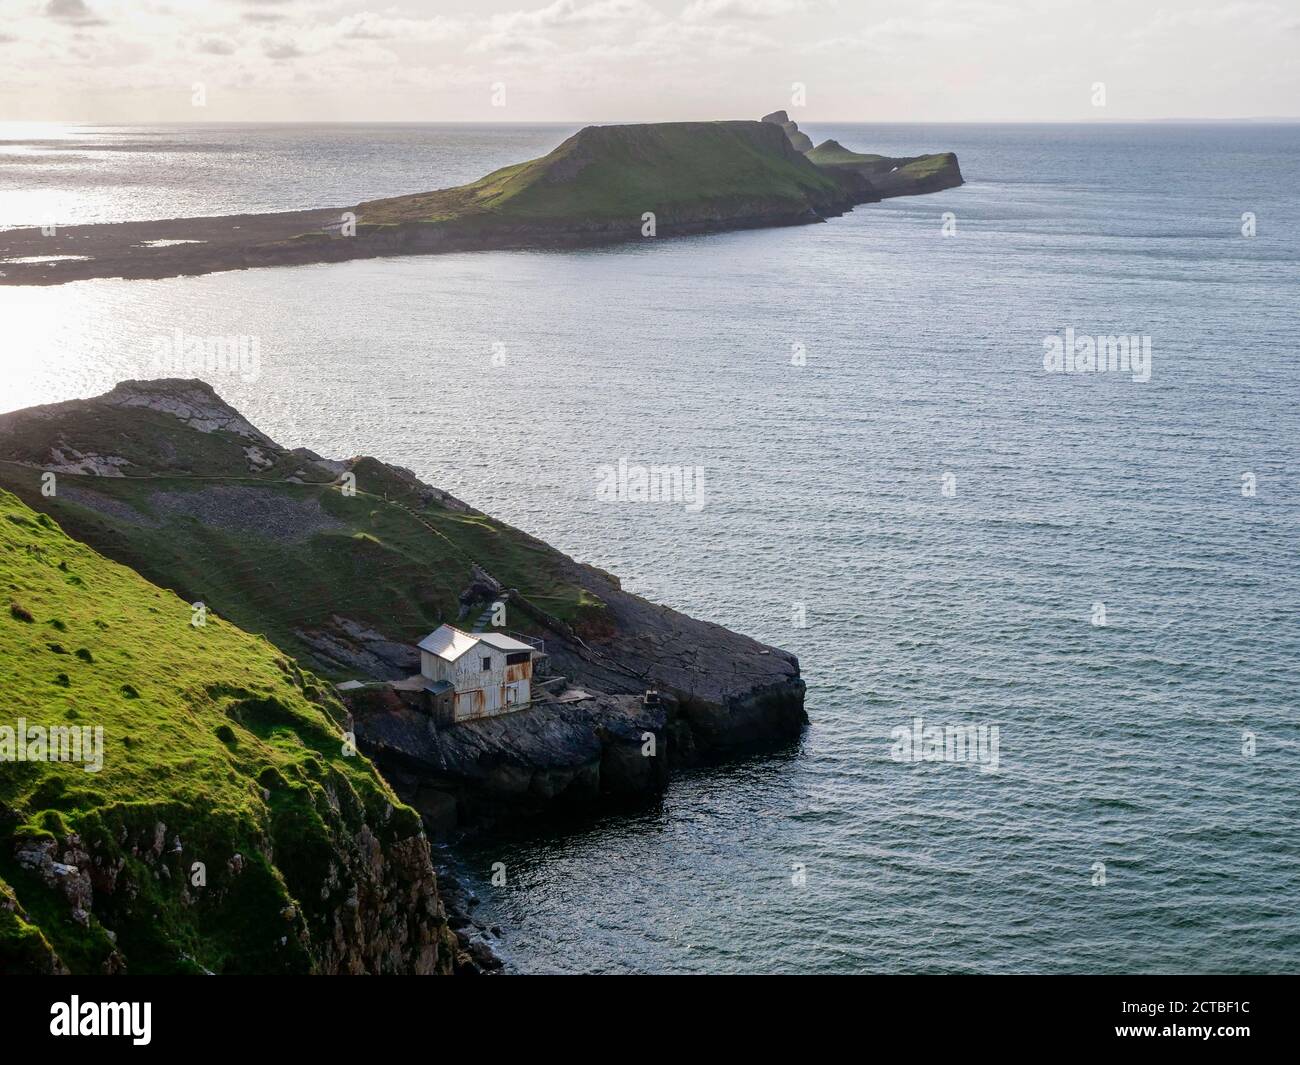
[0,121,79,143]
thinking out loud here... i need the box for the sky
[0,0,1296,124]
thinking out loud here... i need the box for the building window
[505,651,530,665]
[482,656,492,671]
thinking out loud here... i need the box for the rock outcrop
[3,813,455,976]
[761,109,815,152]
[349,686,669,833]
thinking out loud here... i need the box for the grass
[0,876,59,973]
[806,140,893,168]
[0,462,608,679]
[355,121,847,227]
[0,488,430,974]
[807,140,957,180]
[891,153,959,180]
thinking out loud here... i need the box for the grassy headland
[0,488,454,974]
[354,120,849,229]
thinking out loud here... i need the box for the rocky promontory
[0,380,807,839]
[806,139,964,197]
[761,110,965,199]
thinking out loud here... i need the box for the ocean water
[2,122,1298,974]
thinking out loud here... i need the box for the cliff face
[0,381,807,836]
[0,487,455,974]
[761,110,815,153]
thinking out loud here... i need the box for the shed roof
[417,624,481,661]
[416,624,535,661]
[476,631,537,654]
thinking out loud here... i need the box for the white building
[416,624,537,722]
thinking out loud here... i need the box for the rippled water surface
[2,122,1298,973]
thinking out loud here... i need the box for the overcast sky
[1,0,1296,124]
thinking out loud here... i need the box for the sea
[2,120,1297,974]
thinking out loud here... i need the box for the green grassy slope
[355,120,849,228]
[0,382,610,679]
[805,141,893,168]
[889,153,961,181]
[0,466,607,679]
[0,489,447,974]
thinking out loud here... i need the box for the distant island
[0,114,963,286]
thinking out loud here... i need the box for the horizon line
[5,116,1300,128]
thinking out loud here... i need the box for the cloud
[490,0,660,34]
[469,33,560,55]
[45,0,106,26]
[197,37,239,56]
[238,0,301,19]
[805,11,1003,54]
[5,0,1296,123]
[1126,2,1297,37]
[471,0,660,55]
[682,0,806,21]
[335,13,463,42]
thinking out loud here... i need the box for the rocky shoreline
[0,194,850,287]
[436,868,506,974]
